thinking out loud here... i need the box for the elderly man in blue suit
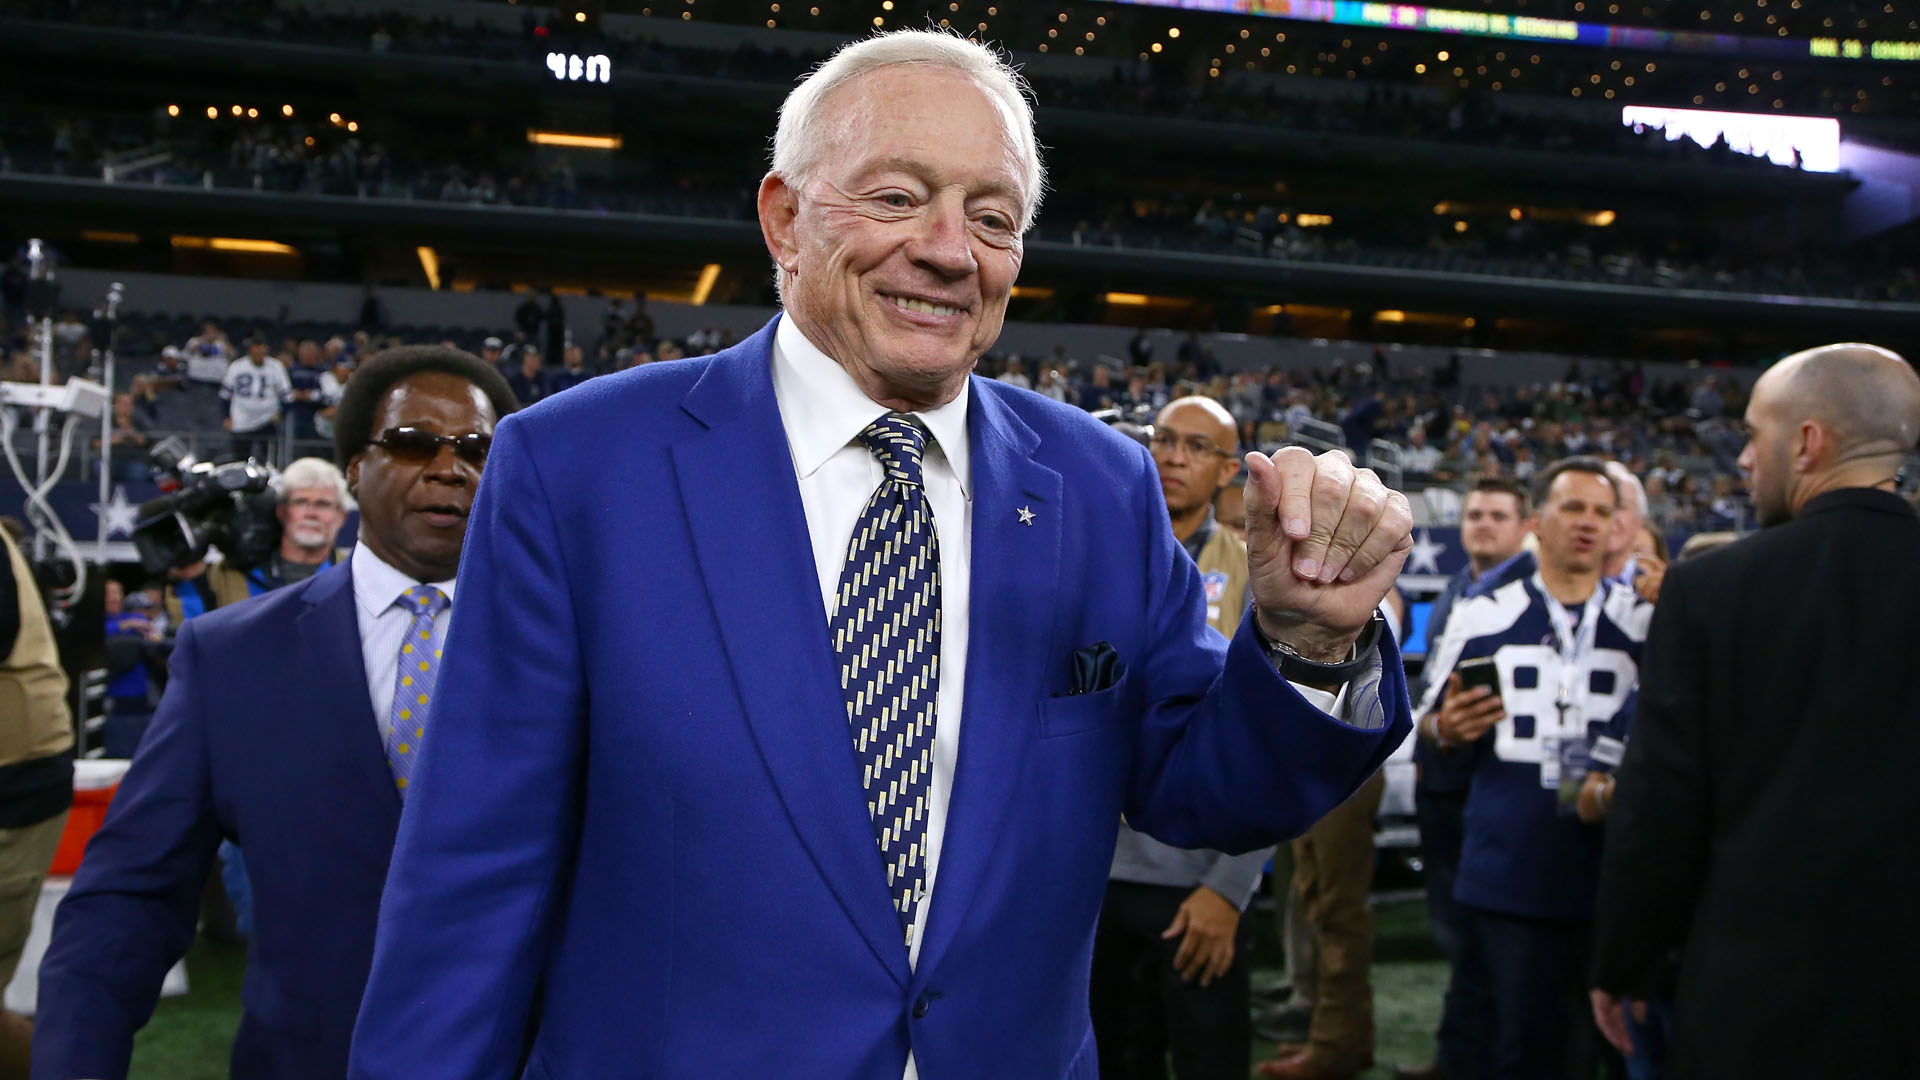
[33,347,518,1080]
[351,31,1415,1080]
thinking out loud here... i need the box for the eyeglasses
[368,426,492,466]
[1148,430,1230,460]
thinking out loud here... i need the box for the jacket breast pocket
[1038,671,1130,739]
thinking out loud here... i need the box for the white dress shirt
[351,541,457,740]
[771,315,972,971]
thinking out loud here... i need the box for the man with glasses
[35,346,518,1080]
[1092,396,1266,1080]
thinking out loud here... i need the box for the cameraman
[160,457,352,625]
[0,526,74,1076]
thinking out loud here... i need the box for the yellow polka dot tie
[385,585,449,797]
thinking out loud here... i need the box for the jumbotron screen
[1619,105,1841,172]
[1106,0,1920,63]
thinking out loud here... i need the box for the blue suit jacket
[350,317,1411,1079]
[36,564,396,1080]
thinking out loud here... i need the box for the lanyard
[1531,571,1602,728]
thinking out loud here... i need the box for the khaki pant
[1268,842,1319,1008]
[0,812,68,988]
[1292,770,1385,1070]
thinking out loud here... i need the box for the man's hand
[1161,886,1240,987]
[1576,771,1615,824]
[1243,447,1413,662]
[1435,672,1505,744]
[1634,557,1667,605]
[1590,989,1645,1056]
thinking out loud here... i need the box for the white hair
[275,456,355,511]
[1604,460,1649,519]
[769,29,1045,232]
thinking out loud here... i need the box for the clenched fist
[1243,447,1413,662]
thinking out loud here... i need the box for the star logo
[1407,528,1445,575]
[1016,505,1035,527]
[91,485,141,539]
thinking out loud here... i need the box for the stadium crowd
[10,106,1914,303]
[0,265,1761,541]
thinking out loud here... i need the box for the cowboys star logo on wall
[91,485,141,539]
[1406,528,1446,575]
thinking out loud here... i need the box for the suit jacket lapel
[671,319,911,986]
[295,563,401,822]
[916,382,1063,978]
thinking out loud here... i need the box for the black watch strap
[1255,610,1385,685]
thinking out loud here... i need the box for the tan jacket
[0,531,72,769]
[1193,523,1249,639]
[162,562,256,627]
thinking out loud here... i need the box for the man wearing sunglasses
[35,346,518,1080]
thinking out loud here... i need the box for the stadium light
[167,105,180,117]
[690,264,722,306]
[527,130,622,150]
[171,236,299,255]
[1104,293,1151,306]
[416,247,442,291]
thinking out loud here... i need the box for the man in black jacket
[1590,342,1920,1079]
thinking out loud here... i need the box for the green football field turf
[123,899,1446,1079]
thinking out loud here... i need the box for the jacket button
[912,993,932,1019]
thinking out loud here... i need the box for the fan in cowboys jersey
[1412,457,1653,1080]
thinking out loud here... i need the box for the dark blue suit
[35,565,395,1080]
[350,317,1411,1079]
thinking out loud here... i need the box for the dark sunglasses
[368,426,492,466]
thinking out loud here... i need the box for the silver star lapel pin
[1017,505,1036,526]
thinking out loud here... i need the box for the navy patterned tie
[830,413,942,941]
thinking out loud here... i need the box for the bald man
[1092,396,1270,1080]
[1591,343,1920,1080]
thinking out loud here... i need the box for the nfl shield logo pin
[1202,571,1229,604]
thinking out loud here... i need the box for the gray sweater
[1108,822,1274,910]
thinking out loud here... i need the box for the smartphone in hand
[1455,656,1503,704]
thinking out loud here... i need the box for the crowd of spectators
[2,277,1769,536]
[975,338,1762,534]
[1039,184,1920,303]
[9,104,1914,304]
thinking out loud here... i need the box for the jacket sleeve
[33,621,223,1080]
[349,416,587,1080]
[1591,565,1712,995]
[1119,445,1413,856]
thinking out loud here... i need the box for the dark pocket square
[1068,642,1124,696]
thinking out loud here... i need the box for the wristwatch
[1254,610,1386,685]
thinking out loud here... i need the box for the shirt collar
[1180,506,1217,562]
[770,312,972,498]
[351,540,457,621]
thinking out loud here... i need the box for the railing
[100,144,172,184]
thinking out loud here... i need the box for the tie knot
[858,413,928,487]
[395,585,449,618]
